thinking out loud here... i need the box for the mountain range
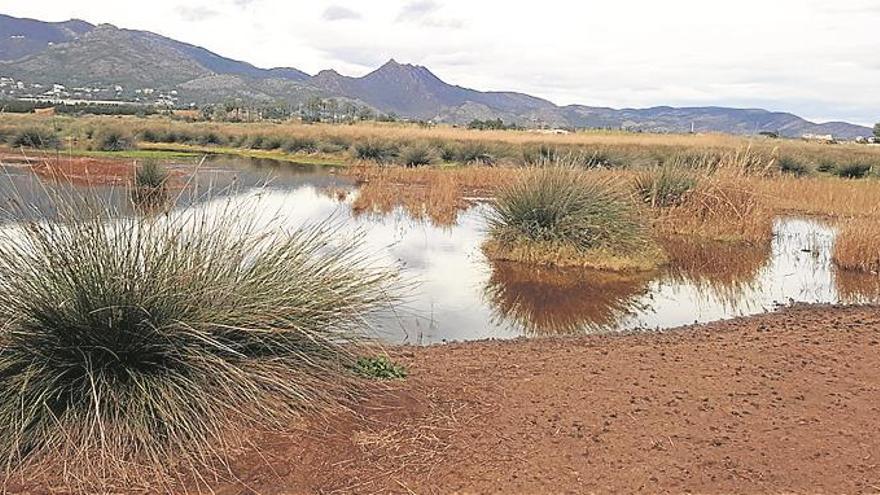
[0,13,872,138]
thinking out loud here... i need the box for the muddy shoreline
[8,306,880,494]
[189,304,880,494]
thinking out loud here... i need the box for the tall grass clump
[8,127,59,149]
[483,166,661,271]
[456,142,495,165]
[398,142,437,167]
[633,167,696,207]
[0,189,399,489]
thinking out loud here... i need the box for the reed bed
[651,175,774,244]
[752,176,880,220]
[832,220,880,273]
[5,114,880,171]
[0,185,399,490]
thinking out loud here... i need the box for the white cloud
[3,0,879,124]
[322,6,362,21]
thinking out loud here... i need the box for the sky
[3,0,879,125]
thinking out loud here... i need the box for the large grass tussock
[484,166,661,271]
[0,189,398,489]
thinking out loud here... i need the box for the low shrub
[484,166,659,271]
[438,143,458,162]
[0,189,399,488]
[283,137,318,153]
[259,136,284,150]
[138,128,161,142]
[353,140,398,163]
[778,156,809,176]
[834,163,872,179]
[816,160,837,173]
[94,129,135,151]
[196,131,225,146]
[245,135,265,149]
[8,127,59,149]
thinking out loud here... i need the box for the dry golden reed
[833,220,880,273]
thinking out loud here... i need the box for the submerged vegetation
[484,166,661,271]
[0,188,398,489]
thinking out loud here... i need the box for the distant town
[0,75,181,107]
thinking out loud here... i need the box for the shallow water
[2,156,878,345]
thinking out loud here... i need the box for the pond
[2,155,878,345]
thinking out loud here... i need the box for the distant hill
[0,20,310,89]
[0,13,872,138]
[309,59,557,120]
[0,14,93,61]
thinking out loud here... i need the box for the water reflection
[1,157,877,345]
[658,236,770,311]
[485,262,651,336]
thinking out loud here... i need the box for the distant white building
[801,133,835,144]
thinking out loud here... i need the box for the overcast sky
[4,0,879,125]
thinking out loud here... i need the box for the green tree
[874,122,880,139]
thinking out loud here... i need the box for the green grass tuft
[354,356,408,380]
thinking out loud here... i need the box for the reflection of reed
[835,269,880,304]
[485,261,651,336]
[658,236,770,309]
[351,174,463,226]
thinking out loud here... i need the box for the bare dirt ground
[209,304,880,495]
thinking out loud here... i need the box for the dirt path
[207,304,880,494]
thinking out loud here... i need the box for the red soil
[0,149,182,187]
[211,304,880,494]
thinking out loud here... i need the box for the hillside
[0,21,310,89]
[309,59,557,120]
[0,14,93,61]
[0,13,871,138]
